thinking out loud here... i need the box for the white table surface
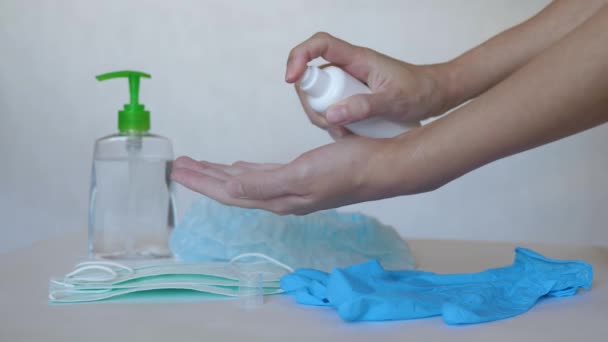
[1,232,607,342]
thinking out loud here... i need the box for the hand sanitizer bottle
[298,66,420,138]
[89,70,176,259]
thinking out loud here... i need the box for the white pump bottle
[298,66,419,138]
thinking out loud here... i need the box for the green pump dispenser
[89,70,175,259]
[96,71,151,132]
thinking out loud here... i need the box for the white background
[1,0,606,253]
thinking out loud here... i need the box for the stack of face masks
[49,255,290,304]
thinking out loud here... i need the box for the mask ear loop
[229,253,294,273]
[49,288,113,301]
[64,261,135,283]
[73,260,135,273]
[50,279,75,288]
[65,265,118,282]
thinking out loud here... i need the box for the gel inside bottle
[298,65,420,138]
[88,71,176,259]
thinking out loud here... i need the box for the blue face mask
[169,197,415,272]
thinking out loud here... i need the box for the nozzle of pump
[96,70,151,133]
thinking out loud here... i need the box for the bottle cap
[96,70,151,132]
[298,66,331,97]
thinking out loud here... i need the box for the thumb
[225,169,292,200]
[325,93,385,125]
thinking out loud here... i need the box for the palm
[171,136,387,215]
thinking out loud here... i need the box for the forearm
[438,0,607,112]
[391,5,608,194]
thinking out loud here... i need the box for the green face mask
[49,254,292,304]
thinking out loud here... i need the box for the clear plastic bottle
[88,71,176,259]
[298,65,420,138]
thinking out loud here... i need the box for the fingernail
[326,106,348,124]
[286,69,295,83]
[285,62,294,82]
[227,181,246,198]
[285,57,292,82]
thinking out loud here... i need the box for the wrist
[423,60,467,117]
[358,138,404,200]
[363,129,439,199]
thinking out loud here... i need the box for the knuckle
[349,96,371,119]
[311,31,330,41]
[353,46,377,65]
[353,46,369,59]
[361,99,372,117]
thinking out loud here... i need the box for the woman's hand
[287,32,452,139]
[174,3,608,215]
[171,135,427,215]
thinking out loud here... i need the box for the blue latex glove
[280,248,593,324]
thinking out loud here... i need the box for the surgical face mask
[49,253,293,304]
[170,197,416,272]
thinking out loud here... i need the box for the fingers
[224,166,294,200]
[173,156,301,201]
[231,160,284,171]
[171,167,231,202]
[171,165,309,215]
[288,33,376,133]
[327,126,352,141]
[294,86,353,140]
[173,157,232,180]
[325,93,389,126]
[286,32,367,83]
[174,156,283,177]
[172,154,318,215]
[174,156,226,171]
